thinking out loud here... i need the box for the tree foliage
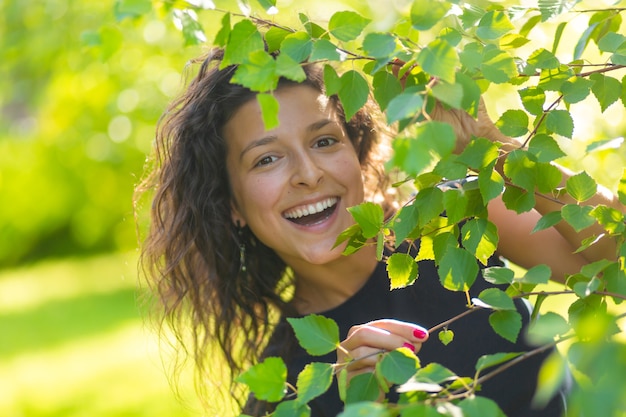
[111,0,626,415]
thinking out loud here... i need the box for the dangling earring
[236,221,247,273]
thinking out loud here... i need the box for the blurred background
[1,0,624,416]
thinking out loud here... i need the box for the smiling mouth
[283,197,338,226]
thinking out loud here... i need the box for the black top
[245,251,566,417]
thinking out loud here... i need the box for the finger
[353,319,429,343]
[341,323,426,363]
[343,346,387,371]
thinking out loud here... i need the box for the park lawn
[0,252,214,417]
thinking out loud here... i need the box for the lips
[283,197,338,225]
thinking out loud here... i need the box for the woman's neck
[290,244,378,315]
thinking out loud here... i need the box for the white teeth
[284,197,338,219]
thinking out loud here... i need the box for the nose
[290,151,324,188]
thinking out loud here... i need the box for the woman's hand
[336,319,429,381]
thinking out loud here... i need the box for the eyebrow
[238,118,336,161]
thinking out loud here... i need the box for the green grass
[0,252,204,417]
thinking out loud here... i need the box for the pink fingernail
[413,328,428,340]
[402,342,416,352]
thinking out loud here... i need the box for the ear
[230,200,247,227]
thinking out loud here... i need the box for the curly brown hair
[136,48,391,412]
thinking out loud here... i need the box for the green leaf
[477,288,516,310]
[338,402,389,417]
[573,21,599,60]
[323,64,341,96]
[521,264,552,285]
[535,161,562,193]
[495,109,529,138]
[456,72,482,116]
[438,329,454,346]
[461,219,499,265]
[533,351,567,408]
[532,211,562,233]
[287,315,340,356]
[214,12,231,47]
[410,0,450,30]
[527,48,560,70]
[560,76,594,104]
[296,362,333,404]
[431,82,464,109]
[566,172,597,202]
[173,9,206,46]
[504,150,536,191]
[502,186,535,213]
[348,201,384,239]
[338,70,370,121]
[489,310,522,343]
[598,31,626,53]
[236,357,287,402]
[310,39,341,61]
[274,400,311,417]
[328,11,371,42]
[257,94,280,130]
[500,33,530,49]
[591,205,625,234]
[519,87,546,116]
[527,312,570,345]
[460,42,483,71]
[372,71,403,111]
[475,352,522,373]
[478,165,505,204]
[438,247,479,291]
[561,204,596,232]
[338,368,348,402]
[379,348,420,384]
[415,362,456,384]
[386,88,424,124]
[538,0,576,22]
[417,38,459,84]
[281,32,313,63]
[458,395,506,417]
[481,45,518,84]
[605,262,626,304]
[545,109,574,138]
[538,66,573,91]
[477,10,515,40]
[231,50,278,92]
[387,252,419,290]
[439,26,463,46]
[590,73,622,112]
[528,134,565,162]
[434,154,469,180]
[255,0,277,14]
[299,13,329,40]
[275,54,306,82]
[390,122,456,176]
[114,0,151,20]
[391,204,420,244]
[345,372,380,404]
[551,21,567,54]
[573,276,602,298]
[414,187,445,229]
[483,267,515,285]
[222,20,264,68]
[363,32,397,58]
[443,189,469,224]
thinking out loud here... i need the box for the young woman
[138,48,619,417]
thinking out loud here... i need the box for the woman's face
[225,85,365,268]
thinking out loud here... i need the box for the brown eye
[255,155,278,167]
[314,137,337,148]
